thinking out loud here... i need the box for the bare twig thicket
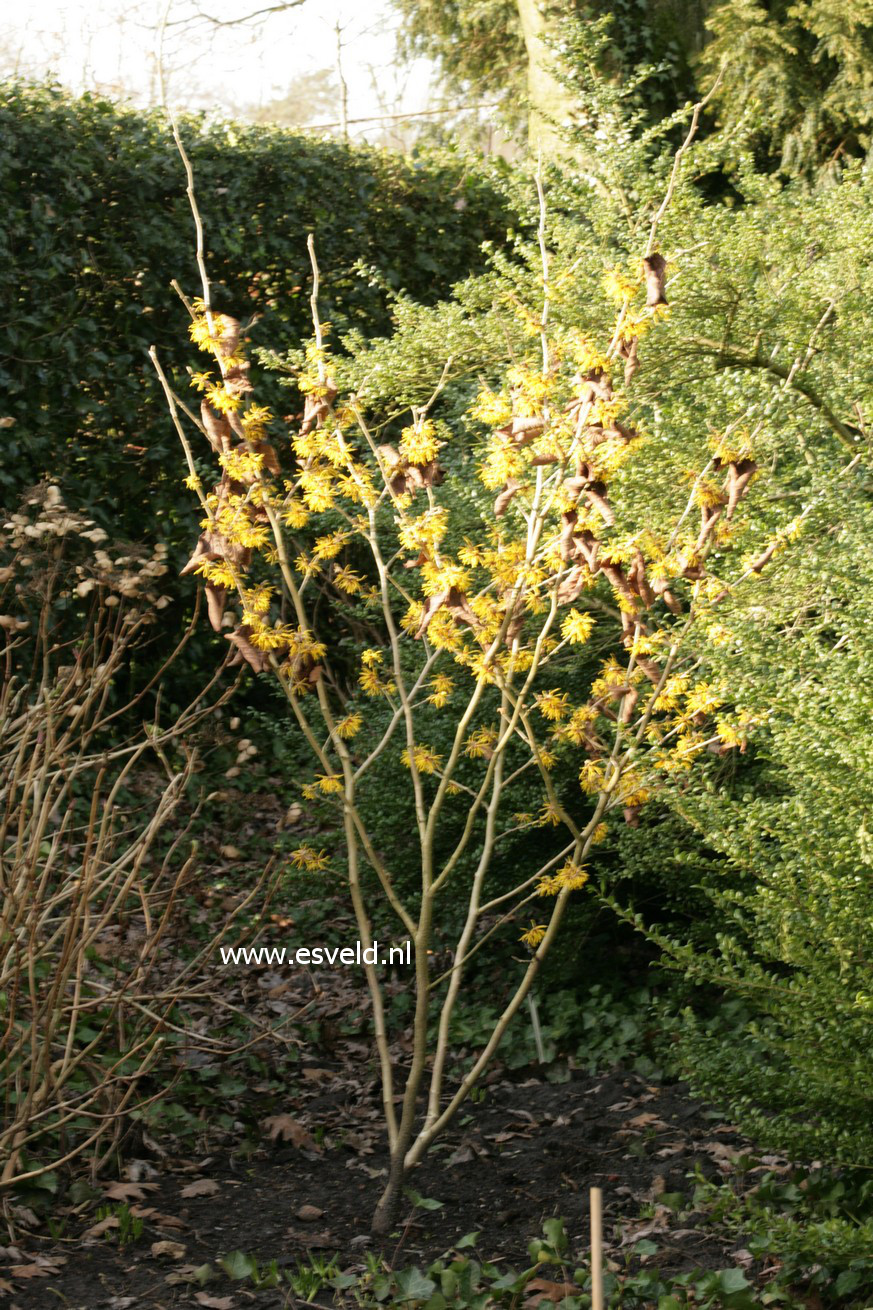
[0,486,275,1196]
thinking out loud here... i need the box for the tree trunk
[371,1135,411,1237]
[515,0,578,160]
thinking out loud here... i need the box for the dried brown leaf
[524,1276,576,1305]
[296,1204,324,1222]
[103,1181,158,1202]
[263,1114,315,1148]
[150,1240,187,1260]
[180,1179,221,1198]
[83,1216,120,1238]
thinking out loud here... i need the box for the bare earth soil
[2,1062,766,1308]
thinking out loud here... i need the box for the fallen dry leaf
[128,1206,187,1229]
[625,1112,667,1130]
[618,1208,672,1247]
[164,1264,212,1287]
[180,1179,220,1198]
[524,1276,577,1305]
[263,1114,315,1148]
[9,1206,39,1228]
[296,1204,324,1222]
[194,1295,236,1309]
[104,1181,158,1202]
[9,1264,51,1279]
[301,1067,333,1082]
[150,1240,186,1260]
[283,1227,335,1247]
[699,1140,741,1167]
[84,1216,120,1238]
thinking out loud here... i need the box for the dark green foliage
[0,81,512,557]
[394,0,526,103]
[701,0,873,176]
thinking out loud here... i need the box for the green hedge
[0,82,513,552]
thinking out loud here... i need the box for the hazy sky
[1,0,434,134]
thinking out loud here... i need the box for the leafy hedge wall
[0,82,513,551]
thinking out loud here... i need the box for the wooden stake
[590,1186,604,1310]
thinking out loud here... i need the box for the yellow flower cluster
[579,758,608,795]
[507,364,551,416]
[535,689,570,722]
[561,610,595,644]
[398,507,448,554]
[537,860,589,895]
[220,448,267,483]
[464,725,498,759]
[520,922,547,948]
[290,845,330,871]
[399,420,441,465]
[401,744,443,774]
[427,673,454,708]
[468,388,512,427]
[602,267,642,305]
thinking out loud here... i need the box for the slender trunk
[371,895,433,1234]
[371,1123,414,1237]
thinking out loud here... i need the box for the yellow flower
[336,712,363,740]
[715,719,742,747]
[282,498,310,530]
[401,601,425,635]
[299,466,336,512]
[312,532,347,561]
[710,429,755,464]
[333,566,365,595]
[479,438,524,490]
[398,507,448,553]
[537,861,587,895]
[520,922,547,949]
[290,845,329,871]
[653,675,689,713]
[534,689,570,722]
[537,799,563,827]
[194,559,238,589]
[561,610,595,645]
[603,267,642,305]
[468,387,512,427]
[360,666,385,696]
[557,859,589,890]
[205,382,242,414]
[685,681,723,716]
[361,648,384,667]
[579,758,606,795]
[314,774,343,795]
[399,420,441,465]
[243,583,273,616]
[421,558,470,597]
[464,725,498,759]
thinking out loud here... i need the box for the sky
[1,0,436,137]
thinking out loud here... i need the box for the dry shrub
[0,486,264,1190]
